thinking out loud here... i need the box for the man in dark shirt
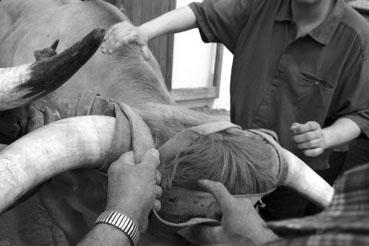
[101,0,369,219]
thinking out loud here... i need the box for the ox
[0,0,334,245]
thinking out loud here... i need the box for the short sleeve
[189,0,252,52]
[329,57,369,138]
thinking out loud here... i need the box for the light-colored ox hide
[0,1,333,246]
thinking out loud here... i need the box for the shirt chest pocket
[300,72,334,89]
[293,71,335,100]
[288,71,336,119]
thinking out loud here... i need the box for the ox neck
[137,102,224,146]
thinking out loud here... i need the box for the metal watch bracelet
[96,210,140,246]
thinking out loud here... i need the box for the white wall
[171,0,217,89]
[213,49,232,110]
[172,0,232,110]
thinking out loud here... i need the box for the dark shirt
[190,0,369,169]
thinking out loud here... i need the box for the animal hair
[160,131,279,194]
[145,117,188,147]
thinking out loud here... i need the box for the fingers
[154,199,161,211]
[291,122,326,157]
[291,121,320,134]
[140,149,160,168]
[101,21,149,57]
[296,138,324,149]
[117,151,135,166]
[154,185,163,198]
[101,23,126,54]
[198,179,233,210]
[293,130,321,144]
[303,148,324,157]
[156,170,162,184]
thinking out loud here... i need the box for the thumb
[141,45,151,61]
[140,148,160,168]
[117,151,135,166]
[198,179,233,210]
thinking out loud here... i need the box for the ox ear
[0,28,105,111]
[34,39,59,61]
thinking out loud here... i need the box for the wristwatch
[96,210,140,246]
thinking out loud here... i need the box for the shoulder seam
[339,22,366,60]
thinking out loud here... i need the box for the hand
[291,121,327,157]
[184,180,276,246]
[101,21,150,59]
[106,149,163,233]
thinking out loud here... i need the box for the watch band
[96,210,140,246]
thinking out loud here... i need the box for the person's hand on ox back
[79,149,163,246]
[101,21,150,58]
[102,6,197,58]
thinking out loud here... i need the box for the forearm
[78,224,131,246]
[139,6,197,40]
[323,117,361,149]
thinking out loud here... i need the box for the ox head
[0,113,333,228]
[0,28,104,111]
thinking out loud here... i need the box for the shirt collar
[275,0,293,22]
[275,0,345,45]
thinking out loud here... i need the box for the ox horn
[0,28,105,111]
[282,149,334,207]
[0,115,128,213]
[249,130,334,207]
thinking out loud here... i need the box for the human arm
[78,149,163,246]
[101,6,196,55]
[102,0,253,55]
[291,118,361,157]
[184,180,279,246]
[79,224,131,246]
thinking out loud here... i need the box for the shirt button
[314,81,319,86]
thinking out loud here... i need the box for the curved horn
[282,149,334,207]
[0,115,130,213]
[0,28,105,111]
